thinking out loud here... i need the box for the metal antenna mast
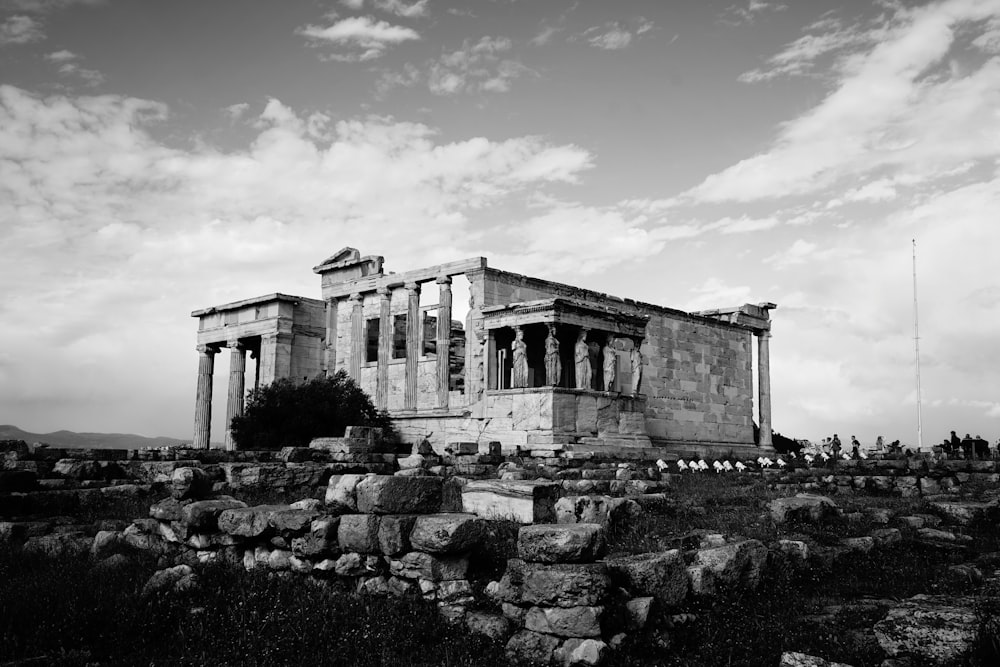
[912,239,923,451]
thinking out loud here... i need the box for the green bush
[230,371,395,450]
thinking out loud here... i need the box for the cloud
[0,0,103,12]
[44,49,104,85]
[427,36,530,95]
[579,18,656,50]
[297,16,419,61]
[739,19,871,82]
[372,0,427,18]
[223,102,250,121]
[722,0,788,26]
[687,0,1000,203]
[0,14,43,44]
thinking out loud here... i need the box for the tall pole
[912,239,923,451]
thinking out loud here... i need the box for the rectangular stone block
[378,514,417,556]
[388,551,469,581]
[508,559,610,608]
[356,475,443,514]
[462,480,560,523]
[338,514,380,554]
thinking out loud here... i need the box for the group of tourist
[813,434,906,459]
[937,431,995,460]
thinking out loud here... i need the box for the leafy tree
[230,371,394,450]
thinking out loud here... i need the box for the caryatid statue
[603,335,617,392]
[574,329,591,390]
[511,326,529,388]
[630,340,643,395]
[544,324,561,386]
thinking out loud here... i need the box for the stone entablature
[190,248,776,455]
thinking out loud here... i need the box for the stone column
[324,298,338,376]
[757,330,773,450]
[349,293,364,381]
[376,286,391,410]
[192,344,218,449]
[436,276,452,409]
[224,340,247,451]
[404,282,421,410]
[486,330,497,390]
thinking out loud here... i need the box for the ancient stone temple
[191,248,775,455]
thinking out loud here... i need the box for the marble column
[192,344,218,449]
[436,276,452,409]
[404,281,421,410]
[349,293,364,381]
[224,340,247,451]
[486,330,497,390]
[376,286,392,410]
[324,298,338,376]
[757,330,773,449]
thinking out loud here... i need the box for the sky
[2,0,999,448]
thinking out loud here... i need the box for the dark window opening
[365,318,379,363]
[392,314,407,359]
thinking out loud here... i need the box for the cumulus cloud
[687,0,1000,203]
[427,36,530,95]
[297,16,419,61]
[0,14,42,44]
[578,18,656,50]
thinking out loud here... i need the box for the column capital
[436,275,452,286]
[404,281,420,294]
[196,344,219,356]
[377,285,392,299]
[227,339,247,351]
[348,292,364,304]
[759,329,772,339]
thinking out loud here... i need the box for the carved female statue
[574,329,591,390]
[603,335,617,392]
[511,327,528,388]
[544,324,561,386]
[630,342,643,395]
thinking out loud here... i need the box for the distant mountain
[0,425,192,450]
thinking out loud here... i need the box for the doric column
[757,330,773,449]
[436,276,452,409]
[324,298,338,376]
[376,286,392,410]
[192,344,218,449]
[404,281,421,410]
[349,293,364,381]
[224,340,247,451]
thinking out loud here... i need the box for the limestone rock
[149,497,190,522]
[218,505,287,538]
[338,514,381,554]
[437,579,475,605]
[505,630,560,665]
[873,594,979,664]
[409,513,483,554]
[525,605,603,638]
[462,479,560,523]
[769,494,839,524]
[182,498,248,531]
[466,611,512,642]
[517,524,606,564]
[388,551,469,581]
[91,530,121,559]
[779,652,854,667]
[555,495,641,534]
[606,550,688,606]
[269,508,321,534]
[378,514,417,556]
[625,596,653,631]
[142,564,199,597]
[929,500,997,526]
[693,539,768,590]
[170,467,213,500]
[24,532,91,558]
[553,638,608,667]
[356,475,443,515]
[325,474,368,512]
[289,498,323,512]
[512,559,610,608]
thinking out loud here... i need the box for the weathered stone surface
[625,596,653,631]
[873,595,979,665]
[511,559,610,608]
[517,524,606,564]
[462,479,560,523]
[840,536,874,553]
[332,552,380,577]
[269,508,321,534]
[606,550,688,606]
[170,466,213,500]
[0,469,37,492]
[325,474,368,511]
[506,630,560,665]
[181,498,248,531]
[869,528,902,547]
[553,638,608,667]
[409,513,483,554]
[338,514,381,554]
[91,530,120,559]
[437,579,475,605]
[24,532,91,558]
[693,539,768,590]
[218,505,287,538]
[290,498,323,512]
[525,605,603,638]
[929,500,997,526]
[769,494,839,524]
[142,564,199,597]
[150,497,189,522]
[267,549,292,571]
[555,496,642,535]
[356,475,442,514]
[778,652,854,667]
[466,611,512,642]
[388,551,469,581]
[378,514,417,556]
